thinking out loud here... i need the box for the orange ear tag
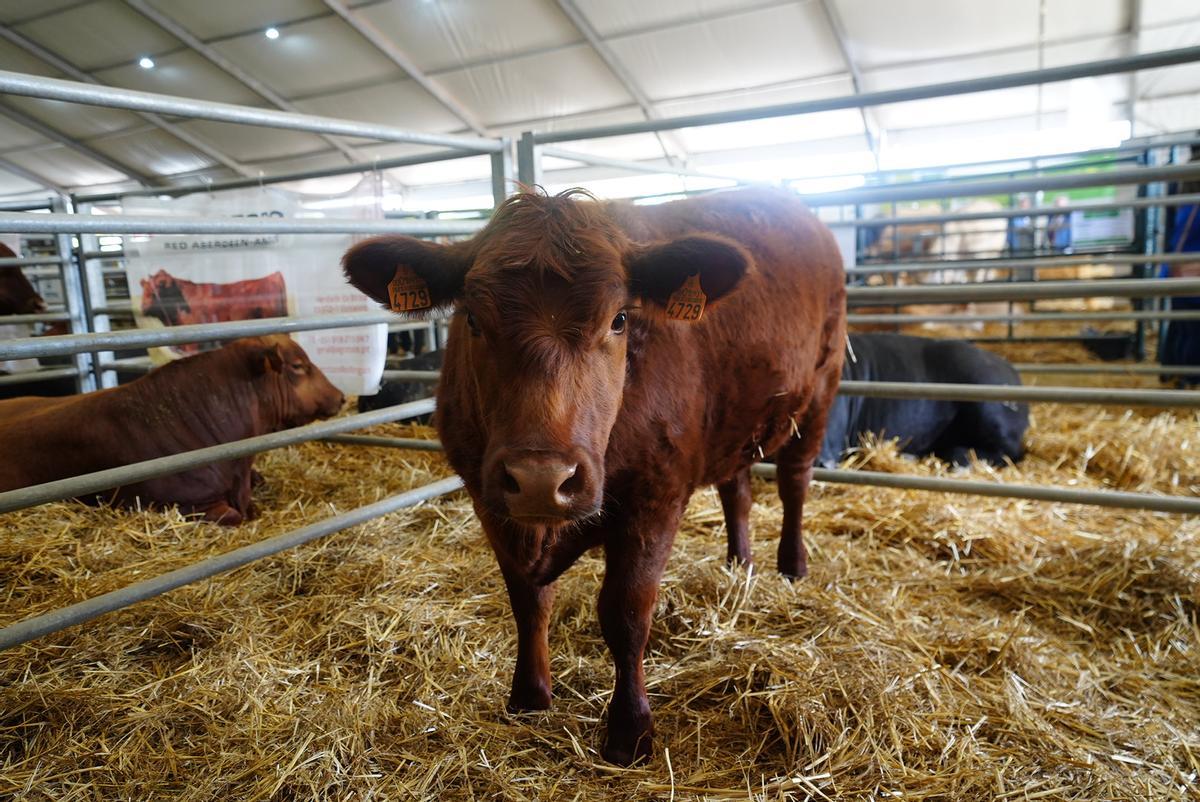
[387,265,432,313]
[665,273,706,322]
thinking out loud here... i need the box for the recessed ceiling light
[265,27,280,40]
[138,56,155,69]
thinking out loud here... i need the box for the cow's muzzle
[491,449,599,524]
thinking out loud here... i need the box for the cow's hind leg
[717,467,752,566]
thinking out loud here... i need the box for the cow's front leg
[599,506,681,765]
[496,558,555,712]
[716,467,752,566]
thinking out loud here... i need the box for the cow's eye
[611,311,627,334]
[466,310,480,335]
[290,361,306,372]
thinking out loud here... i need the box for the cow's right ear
[342,236,472,312]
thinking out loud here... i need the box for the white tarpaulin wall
[122,179,387,396]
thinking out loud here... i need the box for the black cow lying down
[819,333,1029,467]
[357,350,442,423]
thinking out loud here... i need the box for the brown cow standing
[343,187,846,764]
[0,335,344,524]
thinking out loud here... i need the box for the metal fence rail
[838,380,1200,407]
[826,193,1200,229]
[847,252,1199,277]
[846,277,1200,304]
[0,476,464,652]
[0,399,436,514]
[0,69,501,154]
[847,311,1200,324]
[751,464,1200,515]
[1014,363,1200,376]
[0,211,486,236]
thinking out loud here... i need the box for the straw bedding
[1,334,1198,800]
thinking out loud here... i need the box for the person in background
[1046,195,1072,253]
[1008,195,1036,256]
[1159,143,1200,387]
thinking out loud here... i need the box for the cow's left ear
[626,234,752,314]
[253,343,285,374]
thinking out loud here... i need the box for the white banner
[122,179,387,395]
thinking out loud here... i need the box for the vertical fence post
[51,195,96,393]
[491,137,515,208]
[71,198,118,388]
[516,131,540,188]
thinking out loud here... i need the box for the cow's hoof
[603,704,653,766]
[506,682,551,713]
[602,726,653,766]
[777,561,808,582]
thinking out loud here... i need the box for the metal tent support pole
[517,131,540,187]
[50,195,95,393]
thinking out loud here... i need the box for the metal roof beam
[553,0,690,166]
[0,101,153,185]
[816,0,884,169]
[322,0,489,137]
[122,0,363,165]
[0,154,67,194]
[0,25,253,178]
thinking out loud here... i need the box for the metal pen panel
[837,380,1200,407]
[0,400,437,515]
[0,476,464,652]
[751,464,1200,515]
[0,311,397,361]
[0,212,487,237]
[846,277,1200,304]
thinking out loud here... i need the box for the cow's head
[140,270,189,324]
[0,259,46,316]
[343,189,750,527]
[236,335,345,427]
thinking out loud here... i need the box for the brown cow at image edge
[343,187,846,765]
[0,335,344,523]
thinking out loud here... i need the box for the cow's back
[606,189,846,486]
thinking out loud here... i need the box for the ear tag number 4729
[665,273,706,322]
[388,265,432,313]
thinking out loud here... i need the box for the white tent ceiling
[0,0,1196,204]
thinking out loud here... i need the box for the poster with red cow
[123,179,387,395]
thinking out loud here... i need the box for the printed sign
[122,179,387,395]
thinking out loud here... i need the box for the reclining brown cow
[0,335,344,524]
[344,187,845,764]
[0,243,45,316]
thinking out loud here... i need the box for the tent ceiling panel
[92,49,268,106]
[0,113,48,152]
[356,0,580,75]
[1136,23,1200,97]
[172,120,332,162]
[210,15,402,98]
[294,78,465,134]
[1041,0,1131,41]
[573,0,772,38]
[0,166,48,195]
[837,0,1042,69]
[388,153,491,186]
[675,109,866,153]
[435,43,634,128]
[2,96,143,139]
[145,0,329,40]
[0,37,66,77]
[606,3,845,102]
[12,143,130,186]
[1139,0,1200,28]
[88,126,215,176]
[14,0,182,71]
[1135,92,1200,133]
[0,1,90,26]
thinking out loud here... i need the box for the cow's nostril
[501,467,521,495]
[557,465,583,498]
